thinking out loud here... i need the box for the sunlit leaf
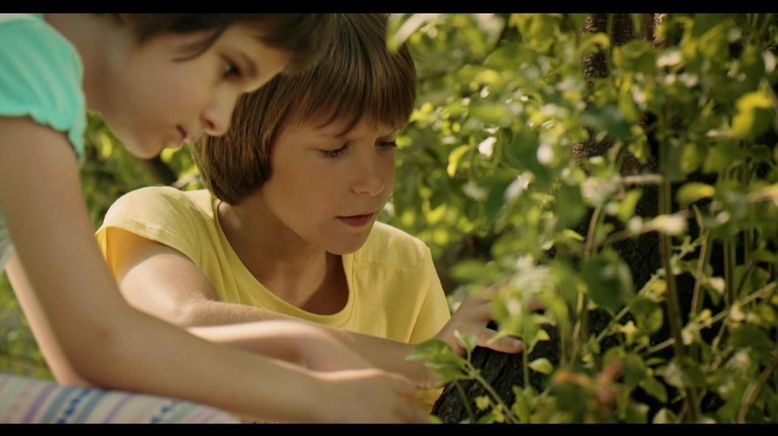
[529,358,553,375]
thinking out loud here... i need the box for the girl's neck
[217,198,347,314]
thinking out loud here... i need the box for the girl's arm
[107,227,523,389]
[0,117,425,423]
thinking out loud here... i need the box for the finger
[461,291,492,306]
[472,284,499,300]
[397,402,429,423]
[467,302,494,322]
[408,405,430,423]
[477,329,524,353]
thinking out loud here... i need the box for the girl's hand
[296,324,373,372]
[316,368,429,423]
[434,292,524,356]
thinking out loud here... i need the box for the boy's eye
[321,144,348,158]
[378,140,398,150]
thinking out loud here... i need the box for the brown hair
[192,13,417,205]
[116,14,336,74]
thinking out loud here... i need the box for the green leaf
[581,105,632,140]
[647,214,688,236]
[731,90,774,140]
[582,252,636,314]
[475,395,491,411]
[703,142,745,173]
[504,131,550,183]
[454,330,477,355]
[731,324,773,358]
[387,14,441,52]
[562,228,585,242]
[470,103,506,125]
[511,386,531,423]
[528,358,553,375]
[630,298,664,334]
[639,377,668,403]
[451,260,502,285]
[680,142,705,174]
[652,408,677,423]
[617,189,643,224]
[555,183,587,228]
[613,40,657,74]
[408,339,468,385]
[622,353,648,388]
[447,144,471,177]
[530,329,550,351]
[625,402,649,423]
[676,182,715,208]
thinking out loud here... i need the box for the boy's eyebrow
[334,127,401,141]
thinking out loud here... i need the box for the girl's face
[254,116,398,255]
[97,23,290,158]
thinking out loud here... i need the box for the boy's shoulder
[356,222,432,269]
[105,186,213,225]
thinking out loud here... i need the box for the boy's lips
[337,212,375,227]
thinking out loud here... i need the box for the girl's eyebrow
[239,51,259,79]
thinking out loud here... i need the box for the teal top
[0,13,86,268]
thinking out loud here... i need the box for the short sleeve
[408,246,452,344]
[96,187,202,275]
[0,15,86,156]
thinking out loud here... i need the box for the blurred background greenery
[2,13,777,423]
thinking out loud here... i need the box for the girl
[91,13,523,410]
[0,13,425,423]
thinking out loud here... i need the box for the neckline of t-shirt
[211,196,356,324]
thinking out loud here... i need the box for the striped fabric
[0,373,239,423]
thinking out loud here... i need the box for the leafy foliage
[391,13,778,423]
[1,13,776,423]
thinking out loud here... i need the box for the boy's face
[96,23,290,159]
[255,116,398,255]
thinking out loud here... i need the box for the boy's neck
[217,199,348,315]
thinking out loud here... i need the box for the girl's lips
[177,126,189,142]
[337,213,375,227]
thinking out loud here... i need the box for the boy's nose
[351,162,386,197]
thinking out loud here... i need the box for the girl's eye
[321,144,348,158]
[223,59,242,78]
[378,140,398,150]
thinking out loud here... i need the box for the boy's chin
[326,237,370,256]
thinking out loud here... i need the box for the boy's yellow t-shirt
[96,186,450,406]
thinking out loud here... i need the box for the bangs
[284,14,417,135]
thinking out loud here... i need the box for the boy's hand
[434,292,524,356]
[317,369,429,423]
